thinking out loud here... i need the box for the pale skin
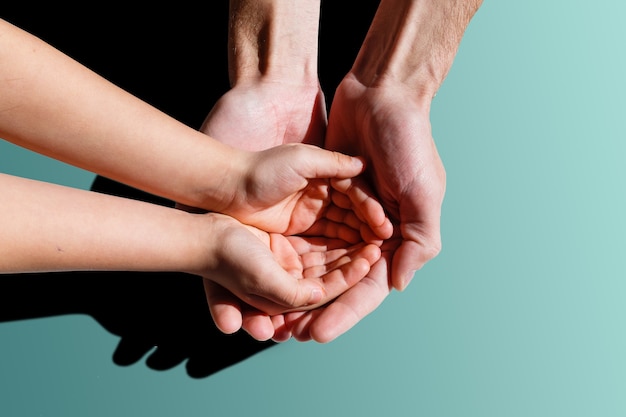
[200,0,336,339]
[204,0,483,342]
[0,18,390,316]
[0,173,381,314]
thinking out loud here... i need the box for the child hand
[192,212,382,323]
[217,143,392,240]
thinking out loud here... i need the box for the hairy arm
[352,0,483,98]
[228,0,320,86]
[327,0,484,291]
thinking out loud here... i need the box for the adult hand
[274,74,447,343]
[203,0,480,343]
[196,81,392,239]
[188,80,328,340]
[201,81,327,150]
[197,82,390,341]
[326,75,446,291]
[193,81,388,237]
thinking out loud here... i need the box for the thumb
[293,145,365,179]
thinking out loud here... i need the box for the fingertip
[377,218,395,240]
[392,240,437,291]
[392,256,418,291]
[291,282,326,308]
[367,243,383,264]
[395,270,416,292]
[271,330,292,343]
[204,280,244,334]
[351,155,366,172]
[286,312,315,342]
[311,331,337,344]
[211,308,243,335]
[348,256,375,284]
[334,153,365,177]
[309,320,342,344]
[359,224,384,245]
[355,255,371,271]
[242,314,276,341]
[307,287,324,306]
[271,316,293,343]
[366,209,394,240]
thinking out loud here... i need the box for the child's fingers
[299,245,355,276]
[331,177,394,240]
[285,235,354,254]
[303,217,362,244]
[324,203,363,230]
[287,144,365,179]
[241,308,277,342]
[299,243,382,300]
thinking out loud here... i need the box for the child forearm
[0,173,207,274]
[0,18,240,210]
[0,173,379,315]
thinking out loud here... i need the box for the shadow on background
[0,1,379,378]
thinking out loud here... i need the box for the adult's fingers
[203,280,243,335]
[392,217,442,291]
[286,255,392,343]
[204,280,278,341]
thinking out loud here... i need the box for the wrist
[228,0,321,87]
[351,0,441,97]
[178,140,250,213]
[352,0,482,99]
[0,174,210,274]
[341,72,433,114]
[177,211,223,276]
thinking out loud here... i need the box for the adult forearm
[352,0,483,98]
[0,19,240,209]
[0,173,209,274]
[228,0,321,85]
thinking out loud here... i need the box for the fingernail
[352,157,365,170]
[308,288,323,305]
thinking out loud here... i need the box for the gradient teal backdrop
[2,1,625,416]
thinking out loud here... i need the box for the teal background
[2,0,626,415]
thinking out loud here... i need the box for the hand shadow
[0,176,275,379]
